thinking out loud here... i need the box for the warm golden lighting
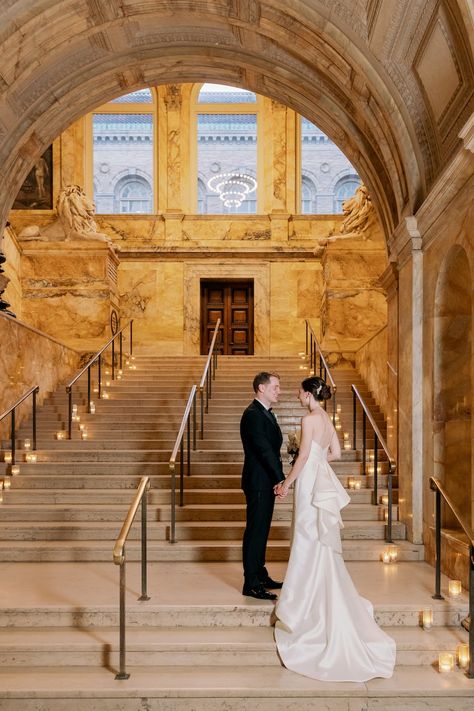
[3,452,12,464]
[81,430,88,440]
[448,580,462,598]
[354,480,361,490]
[335,423,342,431]
[381,495,389,506]
[457,644,469,670]
[336,404,342,414]
[25,453,37,463]
[348,477,355,490]
[23,438,31,451]
[72,415,80,423]
[343,441,352,450]
[422,608,433,629]
[11,465,20,476]
[383,509,389,522]
[382,550,391,564]
[72,404,78,416]
[93,386,99,393]
[79,423,86,431]
[102,391,110,400]
[90,402,96,414]
[105,380,111,387]
[388,545,398,562]
[343,432,350,441]
[56,431,66,440]
[439,652,454,673]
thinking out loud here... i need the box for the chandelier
[207,172,257,208]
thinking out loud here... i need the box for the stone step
[0,502,396,523]
[0,625,468,668]
[0,520,406,542]
[0,539,422,563]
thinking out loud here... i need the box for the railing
[305,320,337,423]
[113,475,150,680]
[0,386,39,467]
[199,318,220,439]
[430,476,473,678]
[351,384,396,543]
[169,385,198,544]
[65,320,133,439]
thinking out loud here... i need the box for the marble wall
[0,313,80,441]
[2,226,22,318]
[355,326,388,418]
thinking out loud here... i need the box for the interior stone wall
[2,226,22,318]
[355,326,388,418]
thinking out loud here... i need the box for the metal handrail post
[11,409,15,465]
[98,355,102,399]
[386,464,393,543]
[206,373,210,414]
[209,358,213,399]
[67,387,72,439]
[130,321,133,356]
[305,321,308,355]
[115,554,129,680]
[112,340,115,380]
[139,488,150,601]
[120,332,123,370]
[170,465,176,543]
[352,390,356,449]
[373,433,378,505]
[193,392,197,450]
[186,418,191,476]
[432,485,444,600]
[362,411,366,476]
[179,440,184,507]
[87,367,91,413]
[32,389,37,451]
[200,386,204,440]
[332,387,336,426]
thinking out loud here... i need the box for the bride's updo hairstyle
[301,376,332,402]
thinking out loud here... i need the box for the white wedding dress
[275,438,396,682]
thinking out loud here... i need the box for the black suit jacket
[240,399,285,492]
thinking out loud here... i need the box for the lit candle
[118,370,123,377]
[23,438,31,451]
[27,453,37,464]
[382,550,391,564]
[439,652,454,673]
[368,452,374,462]
[334,414,340,423]
[56,431,65,440]
[343,432,350,441]
[388,545,398,562]
[3,478,11,489]
[125,360,130,366]
[457,644,469,670]
[131,356,135,361]
[381,495,389,505]
[343,441,352,450]
[117,374,122,380]
[422,608,433,629]
[384,509,389,522]
[354,480,361,490]
[448,580,462,597]
[336,404,342,414]
[93,386,99,394]
[348,477,355,490]
[11,465,20,476]
[102,391,109,400]
[72,415,80,423]
[3,452,12,464]
[81,430,88,440]
[72,404,78,416]
[105,380,111,387]
[105,369,110,376]
[335,422,342,431]
[130,364,137,370]
[90,402,96,414]
[79,423,86,431]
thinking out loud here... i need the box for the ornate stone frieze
[164,84,182,111]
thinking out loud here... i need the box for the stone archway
[433,245,472,530]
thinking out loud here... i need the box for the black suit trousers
[242,489,275,587]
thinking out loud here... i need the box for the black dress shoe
[260,577,283,589]
[242,585,278,600]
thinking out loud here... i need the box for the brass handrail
[0,386,39,466]
[430,476,473,678]
[305,320,337,422]
[65,320,133,439]
[351,384,396,543]
[169,385,197,544]
[199,318,221,438]
[113,475,150,680]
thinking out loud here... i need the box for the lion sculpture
[19,184,112,246]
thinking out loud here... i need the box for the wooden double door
[200,280,254,355]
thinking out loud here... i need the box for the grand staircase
[0,354,472,708]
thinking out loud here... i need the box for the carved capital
[164,85,182,112]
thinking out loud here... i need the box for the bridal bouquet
[287,430,300,466]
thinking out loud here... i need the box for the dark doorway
[200,279,254,355]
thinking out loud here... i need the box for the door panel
[201,280,254,355]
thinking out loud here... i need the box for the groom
[240,372,285,600]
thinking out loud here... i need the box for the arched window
[300,116,360,214]
[334,175,361,213]
[115,177,152,214]
[88,89,155,214]
[301,176,317,214]
[194,84,259,214]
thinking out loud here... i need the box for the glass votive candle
[336,404,342,414]
[335,423,342,431]
[72,404,78,416]
[11,465,20,476]
[343,432,350,441]
[3,452,12,464]
[81,430,88,440]
[56,431,66,440]
[3,478,11,489]
[23,438,31,451]
[105,369,110,376]
[448,580,462,598]
[89,402,96,414]
[343,441,352,450]
[93,386,99,394]
[439,652,454,673]
[381,494,389,505]
[457,644,469,670]
[354,480,362,490]
[79,423,86,431]
[102,391,109,400]
[382,550,391,564]
[131,355,135,361]
[118,370,123,377]
[27,453,37,463]
[334,414,340,423]
[348,477,355,490]
[422,607,433,629]
[384,509,389,522]
[105,380,111,387]
[388,545,398,562]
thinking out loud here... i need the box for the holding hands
[274,480,290,498]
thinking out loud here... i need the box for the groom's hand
[274,482,288,498]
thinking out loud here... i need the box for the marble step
[0,539,421,563]
[0,502,397,523]
[0,626,468,668]
[1,487,383,505]
[0,520,406,542]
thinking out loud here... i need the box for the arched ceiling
[0,0,472,243]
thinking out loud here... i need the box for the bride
[273,376,396,682]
